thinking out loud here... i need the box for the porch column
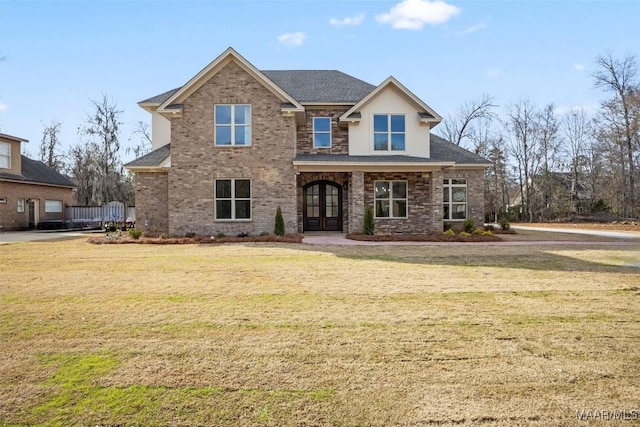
[349,171,365,233]
[430,170,444,232]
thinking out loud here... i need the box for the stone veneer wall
[363,172,432,234]
[443,169,485,229]
[0,182,73,231]
[168,60,297,236]
[134,172,168,235]
[296,172,350,233]
[296,107,350,154]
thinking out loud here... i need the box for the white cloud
[376,0,460,30]
[277,32,306,47]
[573,63,585,71]
[459,18,489,36]
[330,13,365,27]
[0,102,7,113]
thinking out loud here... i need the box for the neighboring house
[0,133,75,231]
[125,48,491,236]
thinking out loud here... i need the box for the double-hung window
[215,179,251,220]
[17,199,25,213]
[215,104,251,146]
[0,142,10,169]
[374,180,408,218]
[443,179,467,220]
[373,114,405,151]
[313,117,331,148]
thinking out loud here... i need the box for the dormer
[0,133,28,176]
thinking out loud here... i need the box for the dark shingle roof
[124,144,171,168]
[140,71,376,105]
[261,70,375,103]
[139,88,181,105]
[430,134,491,164]
[0,156,75,187]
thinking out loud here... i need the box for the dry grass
[1,237,639,426]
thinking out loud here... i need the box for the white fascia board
[293,161,454,173]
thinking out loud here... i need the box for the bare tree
[440,94,497,149]
[563,108,592,211]
[592,52,640,217]
[39,121,65,172]
[536,104,561,218]
[505,99,539,222]
[127,120,152,159]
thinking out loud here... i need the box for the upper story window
[443,178,467,220]
[215,104,251,146]
[374,180,408,218]
[313,117,331,148]
[373,114,405,152]
[0,142,10,169]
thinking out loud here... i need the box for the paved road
[511,225,640,240]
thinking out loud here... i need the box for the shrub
[484,224,495,231]
[185,232,196,238]
[459,231,471,237]
[216,232,226,238]
[236,232,249,238]
[499,219,511,231]
[160,233,170,239]
[443,229,456,236]
[259,231,270,237]
[363,205,375,235]
[443,222,452,232]
[274,206,285,236]
[472,228,483,235]
[462,218,475,233]
[128,228,143,240]
[482,230,494,237]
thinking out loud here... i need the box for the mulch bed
[346,233,502,242]
[88,234,304,245]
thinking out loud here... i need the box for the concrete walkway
[0,230,90,244]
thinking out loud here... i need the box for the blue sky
[1,0,638,162]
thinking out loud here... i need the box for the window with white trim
[313,117,331,148]
[373,114,405,151]
[0,142,10,169]
[374,180,407,218]
[215,179,251,220]
[214,104,251,146]
[17,199,25,213]
[443,178,467,220]
[45,200,62,213]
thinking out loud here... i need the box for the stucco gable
[339,77,442,125]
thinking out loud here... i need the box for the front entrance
[303,181,342,232]
[28,199,39,229]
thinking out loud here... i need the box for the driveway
[0,230,89,244]
[511,225,640,240]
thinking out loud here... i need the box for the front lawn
[1,238,639,426]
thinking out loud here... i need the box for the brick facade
[0,181,74,231]
[167,61,297,236]
[363,172,432,234]
[296,107,350,154]
[134,172,168,235]
[443,169,485,230]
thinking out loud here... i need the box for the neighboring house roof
[124,144,171,169]
[138,88,181,105]
[0,156,75,188]
[261,70,376,104]
[0,132,29,143]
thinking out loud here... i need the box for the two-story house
[0,133,75,230]
[125,48,490,236]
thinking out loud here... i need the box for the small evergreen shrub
[185,232,196,238]
[462,218,475,233]
[236,232,249,238]
[128,228,143,240]
[274,206,285,236]
[259,231,270,236]
[499,219,511,231]
[160,233,170,239]
[363,205,375,235]
[443,229,456,236]
[484,224,495,232]
[216,232,226,238]
[443,222,452,232]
